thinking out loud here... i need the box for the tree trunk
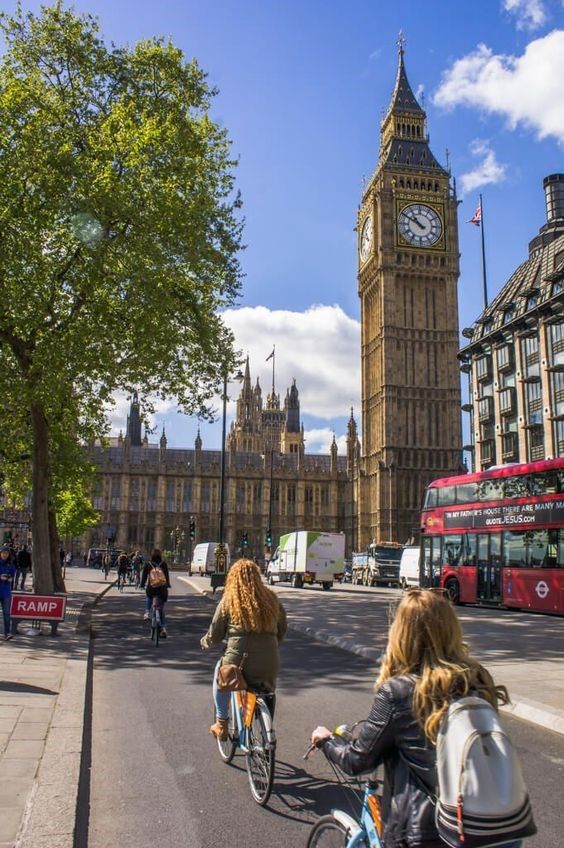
[30,402,55,594]
[49,505,66,592]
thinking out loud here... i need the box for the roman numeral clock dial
[398,203,442,248]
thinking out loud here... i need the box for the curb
[15,579,114,848]
[75,579,116,633]
[178,574,564,737]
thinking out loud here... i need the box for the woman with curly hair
[201,558,287,741]
[310,589,522,848]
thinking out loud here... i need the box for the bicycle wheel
[215,704,237,764]
[151,609,160,645]
[307,816,352,848]
[245,700,275,805]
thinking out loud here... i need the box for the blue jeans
[0,594,11,636]
[145,595,166,626]
[213,660,231,720]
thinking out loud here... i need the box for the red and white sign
[10,593,66,621]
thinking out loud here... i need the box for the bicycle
[215,688,276,806]
[150,597,164,646]
[117,571,127,592]
[304,726,384,848]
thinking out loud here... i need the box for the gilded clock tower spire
[357,39,462,547]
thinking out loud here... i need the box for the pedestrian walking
[15,545,31,590]
[0,545,16,640]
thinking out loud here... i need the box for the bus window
[528,531,549,567]
[423,488,438,508]
[503,531,527,567]
[443,535,462,566]
[478,478,504,501]
[431,537,442,586]
[422,536,442,587]
[539,471,558,494]
[456,482,478,504]
[557,471,564,494]
[461,534,477,566]
[490,532,502,565]
[437,486,456,506]
[503,475,530,499]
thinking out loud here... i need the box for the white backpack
[434,696,536,848]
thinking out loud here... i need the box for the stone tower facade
[358,42,462,546]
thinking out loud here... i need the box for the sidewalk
[0,567,112,848]
[180,576,564,737]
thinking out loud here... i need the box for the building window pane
[147,479,157,511]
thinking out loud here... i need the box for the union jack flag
[468,204,482,226]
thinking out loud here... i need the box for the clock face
[360,215,373,261]
[398,203,442,247]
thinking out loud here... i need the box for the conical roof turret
[386,33,424,116]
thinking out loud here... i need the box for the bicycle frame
[334,783,383,848]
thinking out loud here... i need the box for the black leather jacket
[320,675,442,848]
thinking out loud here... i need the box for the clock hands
[404,212,426,231]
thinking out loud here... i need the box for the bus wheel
[445,578,460,604]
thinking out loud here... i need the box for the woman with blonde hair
[201,558,287,741]
[311,589,521,848]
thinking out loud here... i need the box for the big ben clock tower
[358,38,462,547]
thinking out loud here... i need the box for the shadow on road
[91,590,377,699]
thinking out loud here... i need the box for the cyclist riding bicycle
[140,549,170,638]
[310,589,523,848]
[200,558,287,741]
[116,553,129,589]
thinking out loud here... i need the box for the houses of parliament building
[86,360,360,559]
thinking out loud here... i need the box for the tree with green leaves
[0,3,243,593]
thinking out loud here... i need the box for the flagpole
[479,194,489,309]
[271,345,275,395]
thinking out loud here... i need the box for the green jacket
[202,599,287,693]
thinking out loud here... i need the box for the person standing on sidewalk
[15,545,31,590]
[0,545,16,640]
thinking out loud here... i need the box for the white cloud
[369,48,382,62]
[303,428,348,454]
[107,304,361,451]
[223,304,360,420]
[459,139,507,194]
[433,30,564,144]
[503,0,548,30]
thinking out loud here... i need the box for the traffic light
[189,518,196,540]
[242,531,249,548]
[265,529,272,547]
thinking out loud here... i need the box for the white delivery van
[190,542,230,575]
[399,545,421,589]
[267,531,345,590]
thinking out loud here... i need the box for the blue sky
[10,0,564,451]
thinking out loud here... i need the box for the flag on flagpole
[468,204,482,226]
[265,348,274,362]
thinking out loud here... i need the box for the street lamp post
[211,368,244,592]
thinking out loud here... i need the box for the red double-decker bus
[420,457,564,614]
